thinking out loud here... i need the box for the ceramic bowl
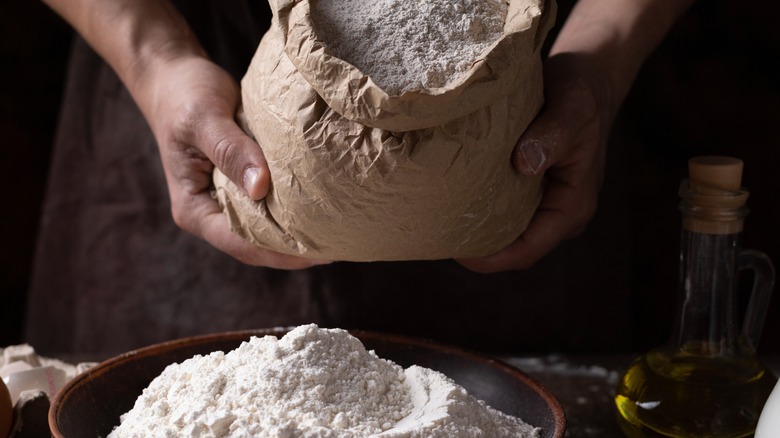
[50,328,566,437]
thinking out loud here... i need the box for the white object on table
[1,366,67,405]
[756,380,780,437]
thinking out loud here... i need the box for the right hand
[137,54,329,269]
[458,53,611,272]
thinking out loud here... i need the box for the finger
[512,90,595,176]
[456,207,569,273]
[457,174,597,273]
[512,116,563,176]
[197,114,271,201]
[512,67,599,176]
[186,190,331,269]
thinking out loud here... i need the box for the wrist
[128,39,207,114]
[112,6,207,102]
[548,0,695,112]
[43,0,207,107]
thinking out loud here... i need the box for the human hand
[458,53,613,272]
[138,54,328,269]
[455,0,698,273]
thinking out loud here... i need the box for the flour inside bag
[213,0,557,261]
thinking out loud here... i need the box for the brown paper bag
[213,0,556,261]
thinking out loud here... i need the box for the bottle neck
[672,181,750,356]
[673,227,743,356]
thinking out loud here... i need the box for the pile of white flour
[311,0,507,94]
[107,324,540,437]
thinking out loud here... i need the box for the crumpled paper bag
[214,0,556,261]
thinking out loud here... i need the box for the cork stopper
[682,156,749,234]
[688,156,743,192]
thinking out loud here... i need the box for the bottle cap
[688,156,743,192]
[682,156,749,234]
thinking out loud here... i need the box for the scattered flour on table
[310,0,507,94]
[107,324,540,437]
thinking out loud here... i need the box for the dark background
[2,0,779,354]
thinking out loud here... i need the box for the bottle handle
[740,249,776,349]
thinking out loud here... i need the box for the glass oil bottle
[614,156,777,437]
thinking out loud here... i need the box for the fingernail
[242,167,261,199]
[519,140,546,175]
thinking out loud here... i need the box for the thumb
[512,112,563,176]
[201,114,270,200]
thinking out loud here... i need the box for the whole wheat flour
[107,325,540,437]
[311,0,507,94]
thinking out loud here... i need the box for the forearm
[43,0,205,108]
[551,0,696,109]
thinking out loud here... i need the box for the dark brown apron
[25,0,636,357]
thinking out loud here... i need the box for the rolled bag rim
[271,0,557,132]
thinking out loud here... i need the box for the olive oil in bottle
[616,346,776,437]
[615,156,777,437]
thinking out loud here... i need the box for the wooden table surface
[504,354,780,438]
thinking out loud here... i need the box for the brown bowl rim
[50,327,566,438]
